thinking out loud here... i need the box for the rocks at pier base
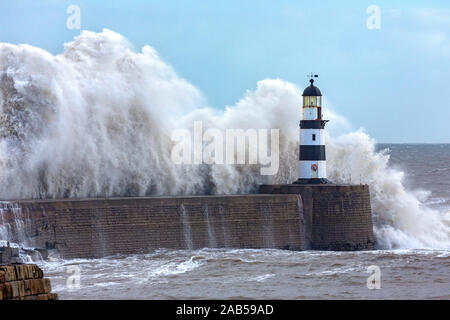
[0,264,58,300]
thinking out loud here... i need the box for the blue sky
[1,0,450,142]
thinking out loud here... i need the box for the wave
[0,29,448,249]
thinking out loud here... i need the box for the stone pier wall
[259,184,375,250]
[0,187,375,258]
[1,195,305,259]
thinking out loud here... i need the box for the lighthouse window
[312,134,316,141]
[303,96,310,106]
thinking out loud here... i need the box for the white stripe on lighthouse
[299,160,327,179]
[300,128,325,145]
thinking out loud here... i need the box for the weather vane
[308,72,319,79]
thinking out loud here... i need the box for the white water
[0,201,41,262]
[0,29,448,250]
[204,205,217,248]
[180,204,193,250]
[0,202,26,245]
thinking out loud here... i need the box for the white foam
[0,30,448,250]
[327,131,450,250]
[250,274,275,282]
[149,256,203,277]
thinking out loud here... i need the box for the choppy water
[35,144,450,300]
[41,248,449,300]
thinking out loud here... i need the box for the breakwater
[0,186,374,259]
[259,184,375,250]
[0,195,306,258]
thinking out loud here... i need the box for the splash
[327,131,450,249]
[0,29,448,249]
[0,201,43,262]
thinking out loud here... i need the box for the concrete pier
[0,195,306,258]
[0,188,375,259]
[259,184,375,250]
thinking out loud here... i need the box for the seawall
[259,184,375,250]
[0,195,306,258]
[0,185,375,259]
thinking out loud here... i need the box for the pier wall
[258,184,375,250]
[0,185,375,259]
[0,195,305,258]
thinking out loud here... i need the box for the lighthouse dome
[302,79,322,96]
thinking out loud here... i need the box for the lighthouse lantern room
[294,74,332,184]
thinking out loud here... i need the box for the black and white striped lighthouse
[294,74,332,184]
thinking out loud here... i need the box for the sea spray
[327,131,450,249]
[0,202,42,262]
[180,204,193,250]
[0,202,26,245]
[0,29,448,250]
[203,205,217,248]
[0,205,12,241]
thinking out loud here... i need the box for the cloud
[388,8,450,56]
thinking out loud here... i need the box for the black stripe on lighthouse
[300,120,327,129]
[299,145,326,161]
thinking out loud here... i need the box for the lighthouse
[294,74,332,184]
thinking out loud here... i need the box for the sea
[36,144,450,300]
